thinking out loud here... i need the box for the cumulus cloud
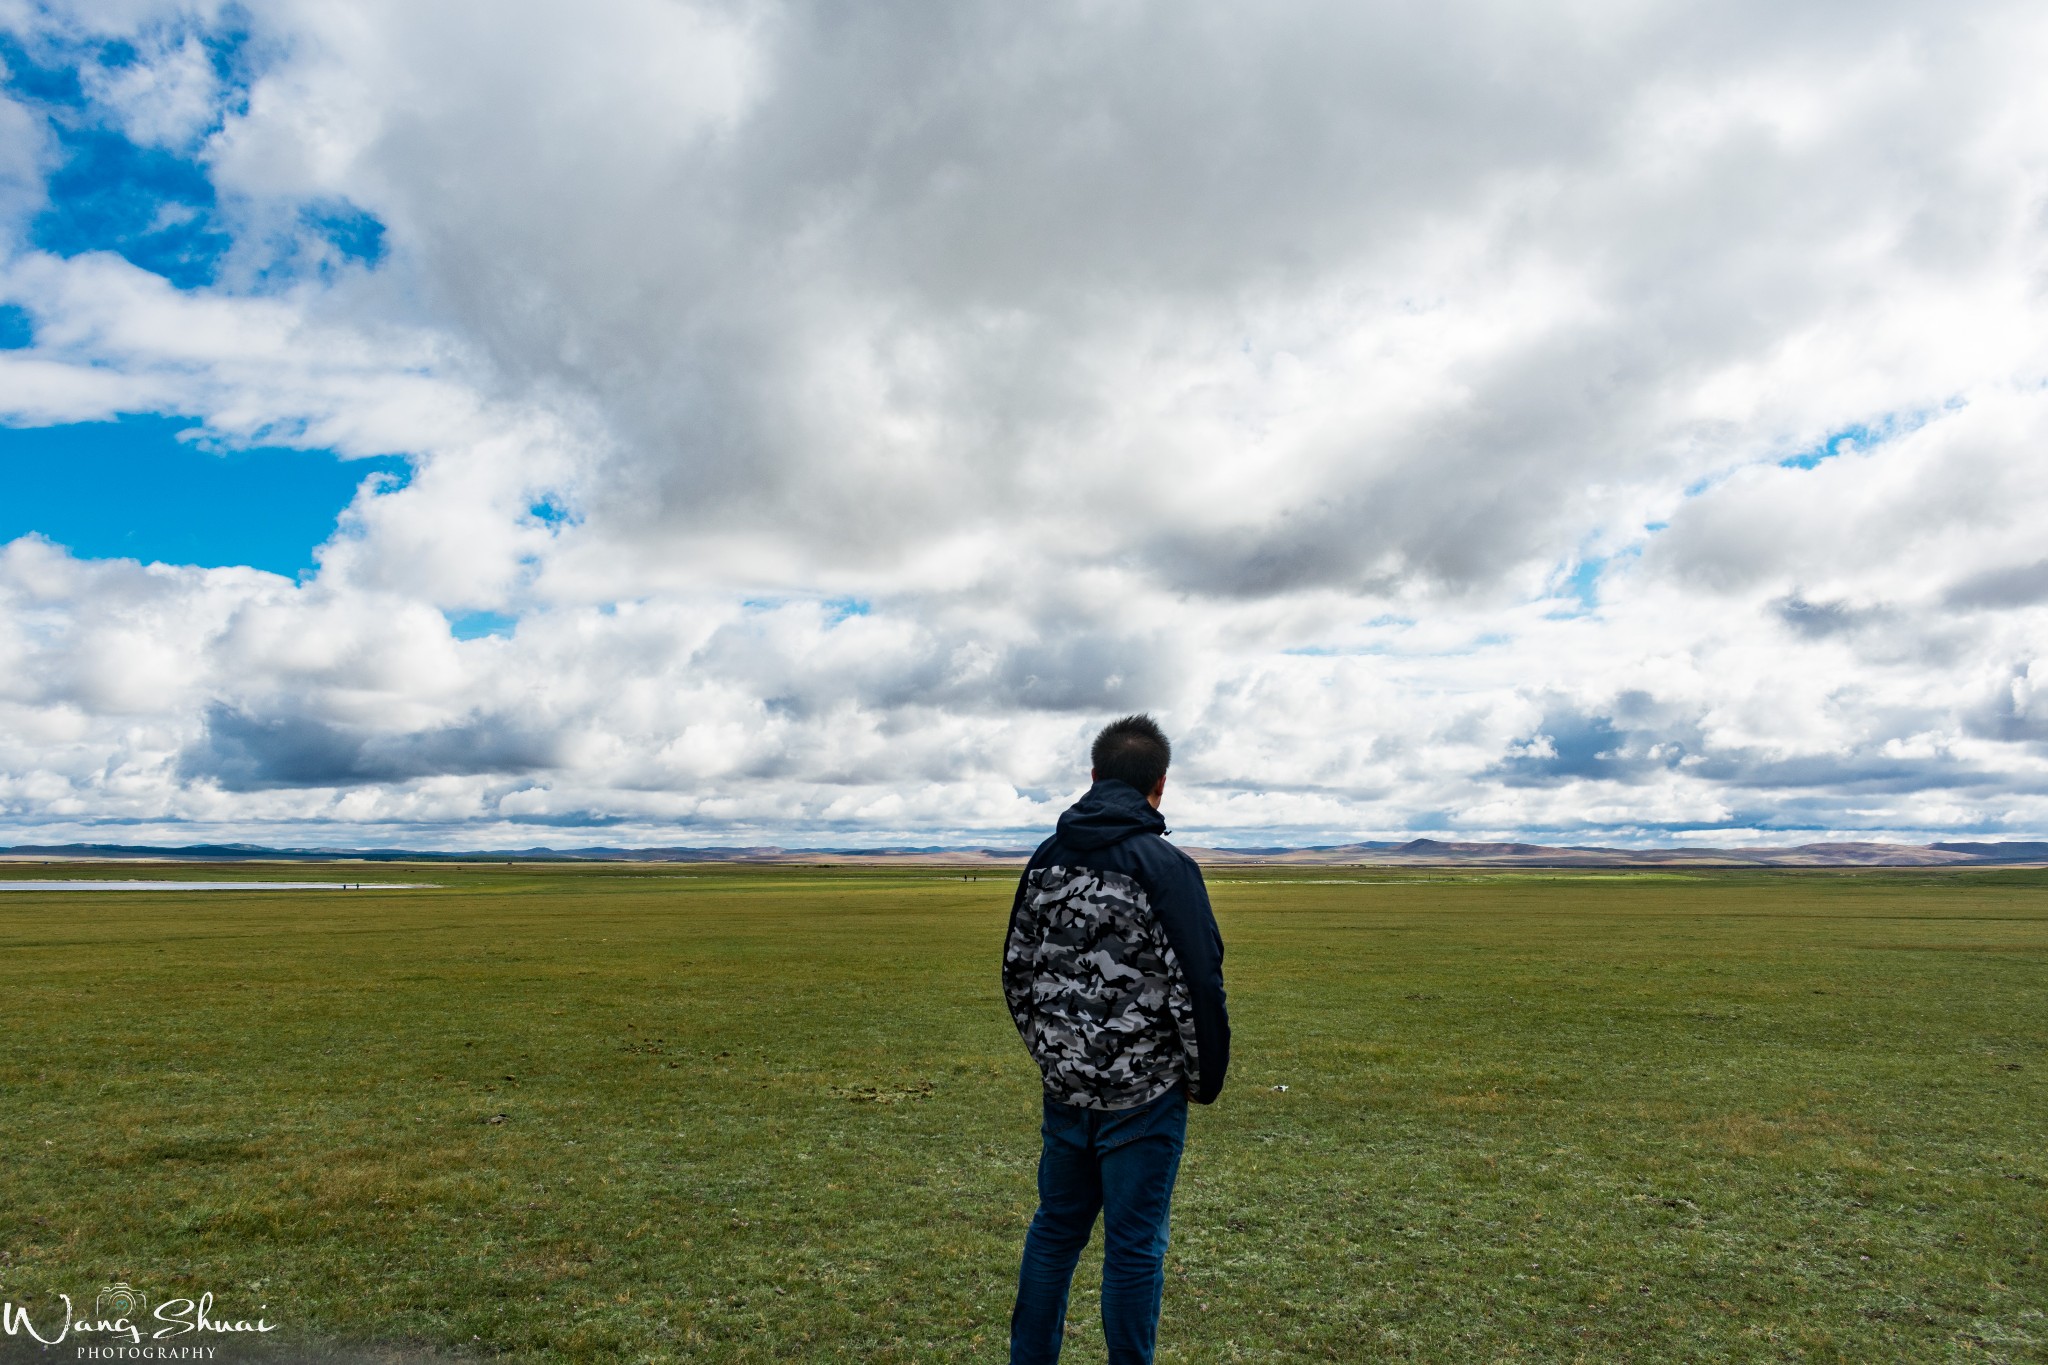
[183,703,568,791]
[2,0,2048,845]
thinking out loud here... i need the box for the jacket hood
[1055,779,1167,850]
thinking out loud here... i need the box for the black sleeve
[1001,841,1054,1041]
[1143,843,1231,1103]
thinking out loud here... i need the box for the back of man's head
[1092,714,1172,794]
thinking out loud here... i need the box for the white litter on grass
[0,880,439,891]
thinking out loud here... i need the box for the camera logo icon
[95,1282,147,1318]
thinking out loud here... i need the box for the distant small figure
[1002,714,1230,1364]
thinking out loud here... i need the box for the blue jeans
[1010,1085,1188,1365]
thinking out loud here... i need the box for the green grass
[1,863,2043,1362]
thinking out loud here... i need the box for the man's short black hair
[1092,714,1171,794]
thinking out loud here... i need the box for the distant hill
[1176,838,1994,867]
[3,839,2046,867]
[1930,841,2048,863]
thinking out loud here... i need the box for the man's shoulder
[1134,831,1201,871]
[1109,833,1207,899]
[1028,829,1187,865]
[1022,829,1205,897]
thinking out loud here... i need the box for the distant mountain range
[1187,838,2048,867]
[4,838,2047,867]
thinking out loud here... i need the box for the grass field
[0,862,2043,1363]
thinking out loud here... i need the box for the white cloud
[3,0,2048,846]
[80,30,220,150]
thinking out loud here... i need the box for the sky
[3,1,2048,850]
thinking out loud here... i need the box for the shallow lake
[0,880,437,891]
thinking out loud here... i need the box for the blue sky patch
[300,199,387,268]
[526,496,576,529]
[0,305,31,349]
[32,126,233,288]
[1778,403,1958,471]
[0,415,407,575]
[0,32,87,106]
[4,24,235,288]
[823,597,871,624]
[446,610,518,641]
[5,14,382,291]
[197,10,262,118]
[1559,558,1604,610]
[1546,557,1607,617]
[738,596,872,623]
[1780,423,1878,471]
[1544,543,1645,618]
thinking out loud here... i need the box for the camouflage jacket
[1003,780,1231,1109]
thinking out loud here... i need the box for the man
[1002,714,1231,1365]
